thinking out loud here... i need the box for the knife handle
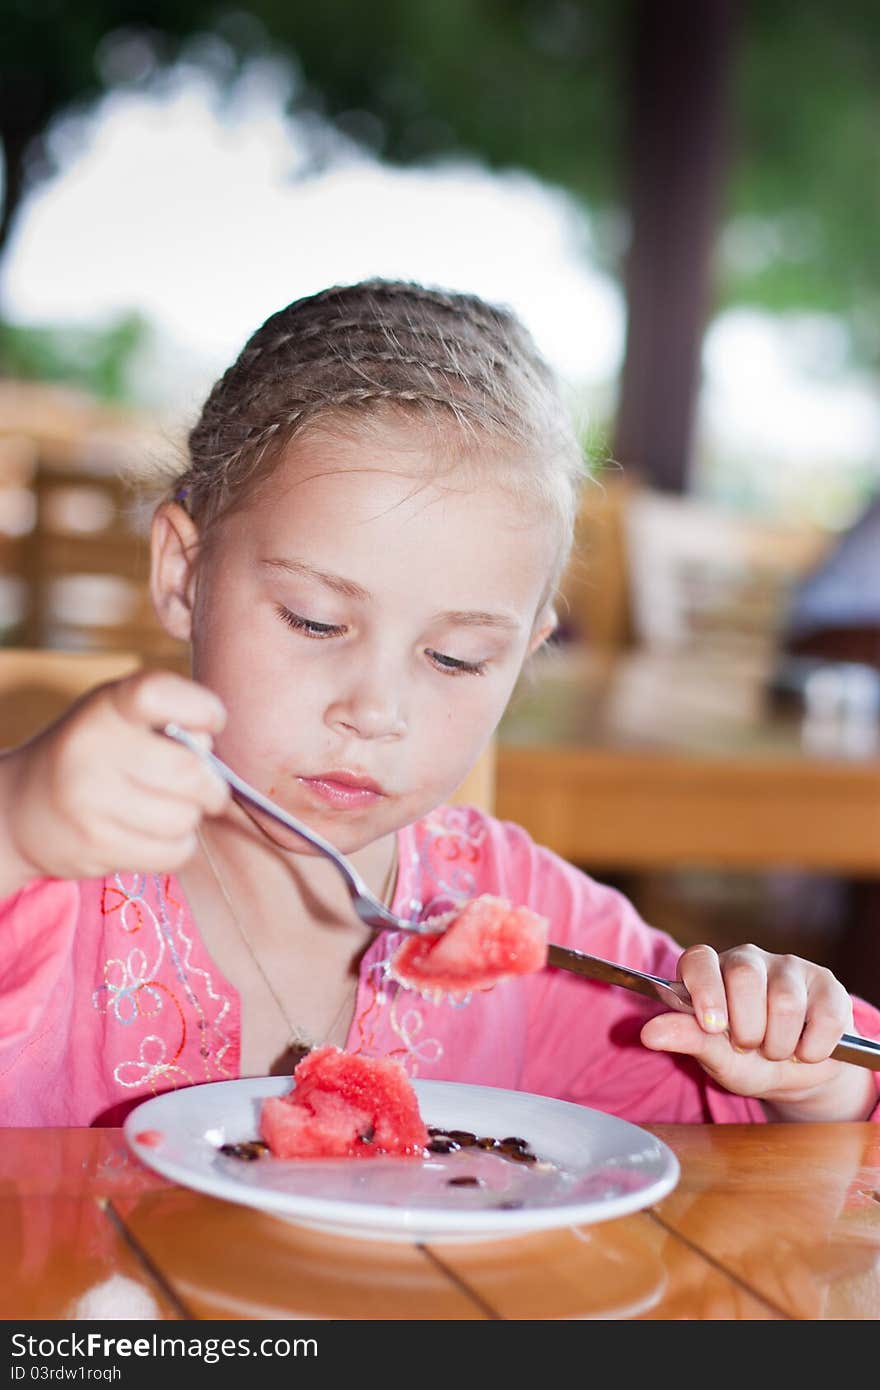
[831,1033,880,1071]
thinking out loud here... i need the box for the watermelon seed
[447,1176,482,1187]
[448,1130,479,1146]
[219,1141,269,1162]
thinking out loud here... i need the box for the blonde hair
[172,279,585,595]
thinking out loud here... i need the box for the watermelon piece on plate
[259,1045,429,1159]
[390,894,549,1001]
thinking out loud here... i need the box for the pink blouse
[2,804,879,1126]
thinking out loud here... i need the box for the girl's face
[155,424,559,856]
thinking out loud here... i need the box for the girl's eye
[276,608,485,673]
[426,648,488,677]
[277,605,345,639]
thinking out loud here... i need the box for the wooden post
[613,0,739,494]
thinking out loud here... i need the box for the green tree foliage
[3,1,880,360]
[725,0,880,364]
[0,311,150,399]
[0,2,627,250]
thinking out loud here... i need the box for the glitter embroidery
[94,873,234,1094]
[389,991,444,1069]
[414,805,486,921]
[113,1032,195,1092]
[370,806,487,1074]
[101,877,153,935]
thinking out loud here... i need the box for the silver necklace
[197,827,398,1074]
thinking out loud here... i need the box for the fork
[163,722,437,936]
[164,724,880,1072]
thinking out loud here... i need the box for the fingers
[128,746,229,816]
[110,669,226,736]
[108,671,230,814]
[671,942,853,1069]
[716,948,847,1064]
[643,942,869,1117]
[719,945,771,1053]
[676,944,729,1035]
[639,1012,766,1094]
[679,942,809,1057]
[641,1011,717,1060]
[89,824,200,874]
[761,957,809,1061]
[16,669,233,881]
[104,785,214,842]
[798,969,852,1063]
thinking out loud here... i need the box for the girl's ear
[150,501,201,641]
[527,603,558,656]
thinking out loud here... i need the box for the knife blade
[546,943,880,1072]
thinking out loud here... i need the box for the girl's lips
[298,774,386,809]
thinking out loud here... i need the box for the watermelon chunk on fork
[390,894,549,1001]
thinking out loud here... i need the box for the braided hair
[172,279,584,593]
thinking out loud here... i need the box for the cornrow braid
[289,276,513,334]
[171,278,585,590]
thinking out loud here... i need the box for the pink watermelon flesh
[259,1045,429,1159]
[390,894,549,999]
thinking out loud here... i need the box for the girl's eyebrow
[260,556,521,631]
[439,609,521,632]
[262,556,368,600]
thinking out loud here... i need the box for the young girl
[1,279,878,1128]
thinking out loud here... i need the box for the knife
[546,943,880,1072]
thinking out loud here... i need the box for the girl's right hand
[2,670,230,886]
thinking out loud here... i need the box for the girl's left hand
[639,943,878,1121]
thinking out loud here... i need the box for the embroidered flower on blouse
[100,877,150,933]
[93,952,164,1026]
[113,1033,195,1092]
[376,806,488,1073]
[95,873,234,1091]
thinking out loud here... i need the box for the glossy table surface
[3,1122,879,1321]
[496,646,880,872]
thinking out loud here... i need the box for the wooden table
[497,646,880,1000]
[496,646,880,872]
[2,1122,878,1321]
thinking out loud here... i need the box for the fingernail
[731,1043,753,1055]
[702,1009,727,1033]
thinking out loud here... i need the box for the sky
[3,64,880,526]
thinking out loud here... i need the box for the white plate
[123,1076,679,1243]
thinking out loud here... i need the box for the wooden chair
[556,471,832,664]
[0,648,496,813]
[0,433,39,646]
[20,459,185,660]
[0,380,183,658]
[557,470,635,652]
[622,488,830,656]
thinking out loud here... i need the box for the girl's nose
[325,677,407,741]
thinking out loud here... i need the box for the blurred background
[2,0,880,1001]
